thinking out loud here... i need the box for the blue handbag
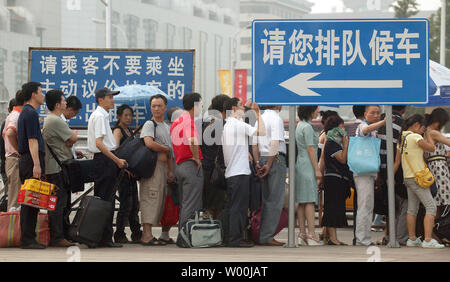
[347,135,381,175]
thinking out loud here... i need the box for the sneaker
[406,238,422,247]
[421,239,445,249]
[371,227,384,232]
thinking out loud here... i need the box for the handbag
[160,195,179,226]
[400,133,435,189]
[347,134,381,175]
[114,121,158,179]
[177,210,222,248]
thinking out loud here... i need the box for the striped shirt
[377,112,404,178]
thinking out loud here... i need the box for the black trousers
[223,175,250,246]
[19,152,45,246]
[114,176,141,241]
[93,153,120,244]
[46,172,69,244]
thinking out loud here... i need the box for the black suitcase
[68,195,113,248]
[68,171,124,247]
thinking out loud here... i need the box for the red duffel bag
[160,195,179,227]
[0,211,50,248]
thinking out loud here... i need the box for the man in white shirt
[87,87,127,248]
[252,106,287,246]
[221,98,265,248]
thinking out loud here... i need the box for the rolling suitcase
[68,170,124,248]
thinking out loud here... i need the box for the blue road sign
[29,48,194,126]
[252,19,429,105]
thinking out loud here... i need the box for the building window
[144,19,158,48]
[124,14,140,48]
[209,11,219,22]
[183,27,192,48]
[215,35,223,93]
[194,7,205,18]
[0,49,7,85]
[241,53,251,61]
[141,0,157,5]
[166,23,176,49]
[224,15,234,26]
[240,5,270,14]
[12,50,27,91]
[240,37,251,45]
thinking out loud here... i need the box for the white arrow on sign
[279,72,403,97]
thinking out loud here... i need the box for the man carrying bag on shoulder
[43,89,78,247]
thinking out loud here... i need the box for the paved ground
[1,227,449,262]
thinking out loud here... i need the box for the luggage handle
[109,169,126,202]
[195,210,214,225]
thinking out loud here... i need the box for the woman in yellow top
[394,114,444,249]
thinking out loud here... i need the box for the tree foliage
[429,2,450,67]
[391,0,419,18]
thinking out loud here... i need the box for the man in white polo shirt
[252,106,287,246]
[87,87,127,248]
[221,98,265,248]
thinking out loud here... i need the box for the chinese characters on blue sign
[252,19,429,105]
[29,48,194,126]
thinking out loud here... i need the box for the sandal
[298,233,308,246]
[141,237,167,246]
[158,237,175,244]
[306,234,324,246]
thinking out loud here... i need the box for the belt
[278,152,286,158]
[8,153,20,158]
[426,155,447,163]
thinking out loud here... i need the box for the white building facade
[0,0,240,118]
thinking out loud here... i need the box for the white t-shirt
[222,117,257,179]
[87,106,117,153]
[253,110,286,156]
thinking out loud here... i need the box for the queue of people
[1,81,449,250]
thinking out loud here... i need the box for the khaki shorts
[139,162,168,225]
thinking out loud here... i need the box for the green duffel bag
[177,210,222,248]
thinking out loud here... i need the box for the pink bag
[251,208,288,244]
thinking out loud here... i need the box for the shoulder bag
[400,133,435,189]
[347,129,381,175]
[114,120,158,179]
[46,143,89,193]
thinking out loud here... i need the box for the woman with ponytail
[424,108,450,218]
[394,114,444,248]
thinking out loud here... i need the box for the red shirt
[170,112,203,165]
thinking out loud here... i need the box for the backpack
[177,210,222,248]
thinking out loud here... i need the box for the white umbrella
[429,60,450,97]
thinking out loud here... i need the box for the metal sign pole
[385,106,400,248]
[286,106,298,248]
